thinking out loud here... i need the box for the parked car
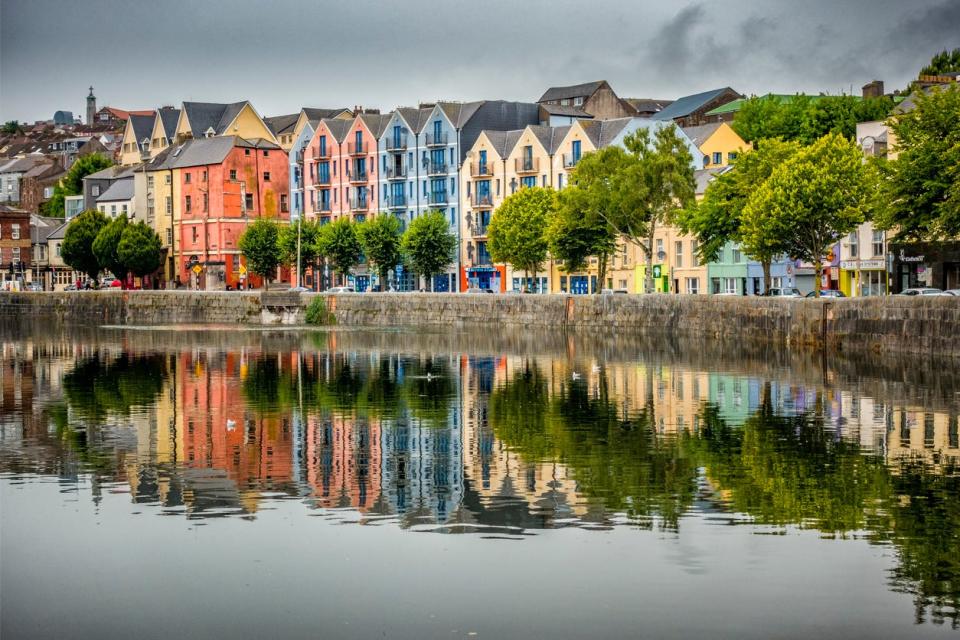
[764,287,803,298]
[327,286,355,293]
[466,287,493,294]
[601,288,628,295]
[944,289,960,297]
[27,282,43,292]
[64,284,77,291]
[899,287,946,296]
[289,286,310,293]
[805,289,846,298]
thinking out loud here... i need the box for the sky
[1,0,957,123]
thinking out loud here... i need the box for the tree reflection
[63,353,166,420]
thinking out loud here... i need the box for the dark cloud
[0,0,955,122]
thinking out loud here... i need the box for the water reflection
[1,327,959,627]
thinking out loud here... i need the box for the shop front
[839,259,888,296]
[463,265,505,292]
[890,241,960,293]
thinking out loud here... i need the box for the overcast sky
[1,0,957,123]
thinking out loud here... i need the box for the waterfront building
[706,242,750,295]
[119,112,157,165]
[95,177,134,219]
[838,223,889,296]
[147,107,181,157]
[168,136,289,290]
[0,204,32,288]
[82,165,138,212]
[681,121,750,169]
[173,101,277,145]
[288,108,352,224]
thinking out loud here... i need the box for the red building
[0,204,31,289]
[171,136,290,289]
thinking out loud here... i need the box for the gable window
[185,172,191,184]
[230,169,238,181]
[712,152,722,165]
[263,150,269,157]
[572,140,581,163]
[319,135,327,156]
[263,171,271,182]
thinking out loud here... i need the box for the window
[521,176,536,189]
[230,169,237,181]
[11,223,20,240]
[542,175,547,187]
[12,247,20,262]
[723,277,737,294]
[147,198,155,220]
[732,248,741,263]
[848,232,858,258]
[281,194,288,213]
[263,150,269,157]
[92,185,100,196]
[263,171,271,182]
[675,241,683,268]
[110,205,117,216]
[686,277,699,294]
[690,240,699,267]
[656,238,664,260]
[166,229,172,245]
[574,96,584,106]
[185,172,191,184]
[245,193,254,211]
[572,140,581,162]
[192,227,198,242]
[202,170,207,182]
[147,176,154,188]
[203,193,208,212]
[165,175,171,185]
[44,186,53,198]
[185,195,192,212]
[245,149,251,156]
[165,197,172,214]
[728,152,738,162]
[872,230,884,256]
[712,152,722,165]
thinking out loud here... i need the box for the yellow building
[682,122,750,169]
[266,108,352,151]
[133,151,180,284]
[119,112,156,166]
[174,101,277,145]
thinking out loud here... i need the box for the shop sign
[899,250,924,263]
[841,260,886,270]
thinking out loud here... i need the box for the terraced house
[286,108,352,222]
[173,101,277,145]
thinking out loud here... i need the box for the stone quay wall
[1,291,958,358]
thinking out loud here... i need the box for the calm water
[2,323,960,639]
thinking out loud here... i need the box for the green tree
[118,222,163,279]
[317,217,361,283]
[743,133,875,297]
[2,121,23,135]
[919,48,960,77]
[238,218,281,288]
[61,209,108,282]
[357,214,402,290]
[875,84,960,241]
[401,210,456,291]
[733,94,893,145]
[92,214,129,285]
[279,219,321,285]
[606,126,696,294]
[548,176,618,285]
[488,187,554,291]
[732,94,812,144]
[48,153,113,218]
[678,139,802,291]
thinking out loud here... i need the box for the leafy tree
[2,120,23,135]
[401,210,456,291]
[238,218,281,288]
[48,153,113,218]
[357,214,402,290]
[919,48,960,77]
[875,84,960,241]
[488,186,553,291]
[118,222,162,278]
[279,219,321,285]
[678,139,801,291]
[732,94,812,144]
[606,126,696,294]
[733,94,893,145]
[92,214,129,285]
[548,172,618,285]
[743,133,875,297]
[317,217,361,283]
[61,209,108,282]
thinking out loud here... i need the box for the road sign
[192,264,203,275]
[238,264,247,276]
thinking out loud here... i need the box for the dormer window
[204,127,215,138]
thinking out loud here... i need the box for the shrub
[304,296,335,325]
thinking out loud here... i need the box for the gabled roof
[0,155,52,174]
[157,108,180,139]
[264,113,300,137]
[395,107,435,133]
[31,214,63,243]
[46,220,71,241]
[84,165,137,181]
[129,113,156,144]
[538,81,606,103]
[319,118,353,142]
[525,125,571,154]
[167,136,280,169]
[540,103,593,118]
[625,98,673,114]
[694,166,732,195]
[97,178,135,203]
[482,130,524,159]
[579,118,633,149]
[358,112,393,137]
[653,88,739,121]
[302,108,351,126]
[681,123,724,147]
[181,101,250,137]
[101,107,155,121]
[704,93,836,117]
[437,101,485,127]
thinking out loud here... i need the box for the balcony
[470,162,494,178]
[386,166,408,180]
[427,161,448,176]
[425,132,449,147]
[348,170,368,184]
[348,141,368,156]
[427,192,448,206]
[385,135,408,152]
[563,154,580,168]
[515,157,539,174]
[472,194,493,209]
[315,174,332,186]
[350,197,370,212]
[385,194,407,209]
[317,201,332,214]
[471,224,489,237]
[314,146,330,159]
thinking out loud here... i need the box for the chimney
[862,80,884,99]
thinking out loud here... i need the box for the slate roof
[540,103,593,118]
[525,125,571,154]
[181,101,250,137]
[96,178,135,202]
[625,98,673,114]
[46,220,71,241]
[166,136,280,169]
[579,118,633,148]
[31,215,63,243]
[302,108,350,126]
[483,130,523,159]
[0,156,52,174]
[538,81,605,103]
[320,118,353,142]
[437,101,485,127]
[694,166,731,195]
[681,123,724,147]
[157,108,181,139]
[396,107,435,133]
[653,88,739,121]
[264,113,300,137]
[358,112,393,137]
[84,165,138,181]
[129,113,156,143]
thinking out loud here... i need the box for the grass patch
[305,296,335,325]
